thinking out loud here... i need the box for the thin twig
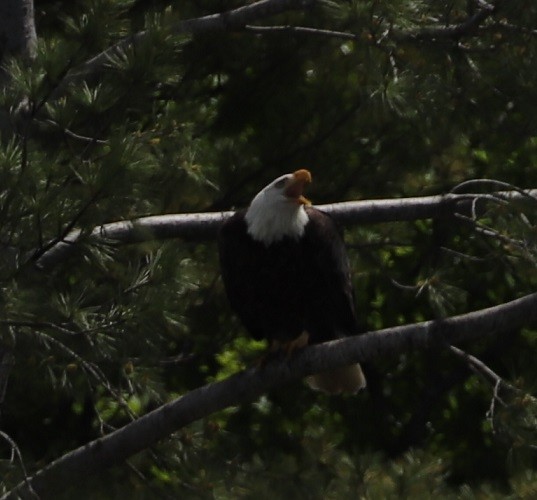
[0,320,78,336]
[439,246,488,262]
[454,212,527,249]
[390,279,421,292]
[28,329,138,423]
[448,344,517,399]
[29,189,102,264]
[451,178,537,201]
[244,24,358,40]
[0,319,125,337]
[42,119,108,145]
[392,0,499,42]
[486,378,502,434]
[0,431,35,498]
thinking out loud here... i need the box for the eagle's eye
[273,178,287,189]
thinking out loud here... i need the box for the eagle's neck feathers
[245,195,309,245]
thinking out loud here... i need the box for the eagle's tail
[306,363,366,395]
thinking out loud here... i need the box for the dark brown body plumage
[218,206,358,345]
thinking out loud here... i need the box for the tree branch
[392,1,498,42]
[34,188,537,270]
[45,0,506,103]
[448,344,518,394]
[245,0,503,44]
[244,24,358,40]
[49,0,317,100]
[4,291,537,499]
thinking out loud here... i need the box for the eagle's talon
[281,331,309,358]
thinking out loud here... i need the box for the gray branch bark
[34,188,537,270]
[4,291,537,499]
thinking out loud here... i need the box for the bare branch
[454,212,526,249]
[451,178,537,202]
[34,188,537,270]
[29,189,103,265]
[42,119,108,145]
[448,345,518,395]
[244,24,358,40]
[448,345,526,440]
[4,291,537,499]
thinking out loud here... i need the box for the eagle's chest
[250,238,307,300]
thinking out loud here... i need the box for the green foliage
[2,0,537,497]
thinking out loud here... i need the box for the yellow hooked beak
[284,169,312,205]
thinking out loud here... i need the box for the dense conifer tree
[1,0,537,497]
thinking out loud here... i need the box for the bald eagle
[218,170,365,394]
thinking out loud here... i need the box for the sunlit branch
[34,188,537,270]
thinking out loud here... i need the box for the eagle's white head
[245,169,312,245]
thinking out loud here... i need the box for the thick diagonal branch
[4,291,537,499]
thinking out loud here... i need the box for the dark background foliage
[2,0,537,497]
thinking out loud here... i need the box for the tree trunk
[0,0,37,62]
[0,0,36,421]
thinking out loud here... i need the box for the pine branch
[3,0,512,112]
[392,0,499,42]
[34,188,537,270]
[44,0,506,104]
[245,0,503,44]
[49,0,317,100]
[448,344,518,395]
[4,291,537,499]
